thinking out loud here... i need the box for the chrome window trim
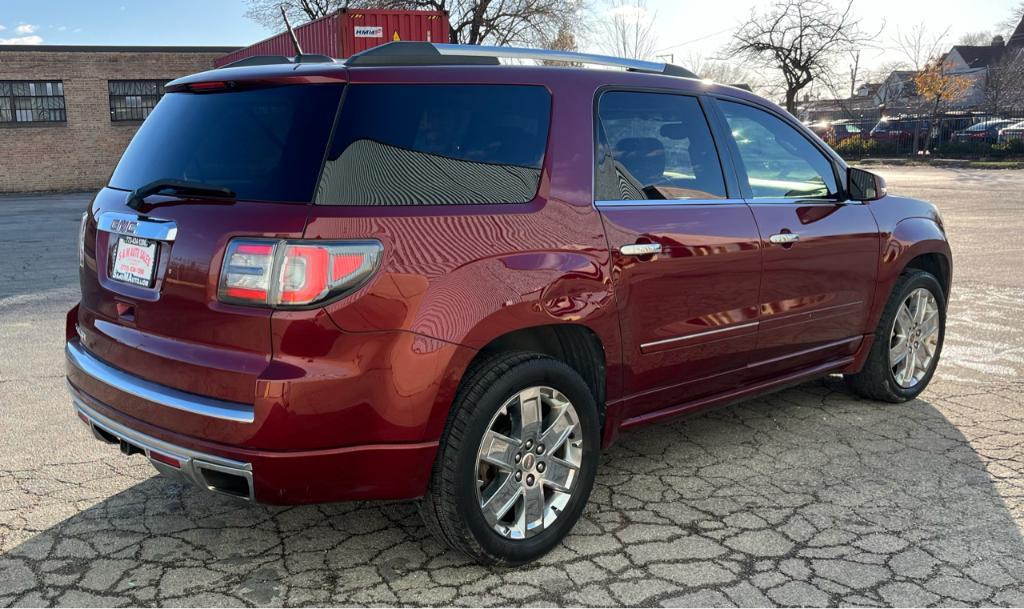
[641,320,760,349]
[70,391,255,502]
[97,211,178,241]
[595,197,747,208]
[66,340,255,423]
[746,197,861,206]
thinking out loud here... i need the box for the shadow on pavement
[3,378,1024,606]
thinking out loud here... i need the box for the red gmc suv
[66,43,951,565]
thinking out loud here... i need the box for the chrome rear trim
[70,387,255,502]
[66,340,255,423]
[97,211,178,241]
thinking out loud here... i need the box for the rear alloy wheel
[476,386,583,540]
[845,270,946,402]
[420,352,599,565]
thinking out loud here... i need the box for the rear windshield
[315,84,551,206]
[109,84,344,203]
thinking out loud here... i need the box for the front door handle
[620,243,662,256]
[769,232,800,245]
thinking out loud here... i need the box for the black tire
[419,351,600,565]
[844,270,946,402]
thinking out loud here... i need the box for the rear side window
[109,84,344,203]
[315,84,551,206]
[596,91,727,201]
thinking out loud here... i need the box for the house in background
[874,70,921,113]
[941,16,1024,110]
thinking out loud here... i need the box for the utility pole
[849,50,860,98]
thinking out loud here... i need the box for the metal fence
[810,110,1024,157]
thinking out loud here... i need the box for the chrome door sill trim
[66,340,255,423]
[641,321,759,349]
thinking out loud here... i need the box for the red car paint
[66,61,952,505]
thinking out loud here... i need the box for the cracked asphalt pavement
[1,166,1023,606]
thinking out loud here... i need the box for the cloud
[0,25,6,31]
[56,25,67,32]
[0,35,44,45]
[15,24,36,34]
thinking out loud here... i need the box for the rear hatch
[78,78,344,405]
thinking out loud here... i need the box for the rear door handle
[620,243,662,256]
[769,233,800,245]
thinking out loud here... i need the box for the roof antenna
[280,5,303,59]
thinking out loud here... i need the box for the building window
[108,80,168,122]
[0,80,66,125]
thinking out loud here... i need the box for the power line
[655,26,737,53]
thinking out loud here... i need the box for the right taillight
[218,239,382,308]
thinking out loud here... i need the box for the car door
[594,90,763,420]
[711,98,879,379]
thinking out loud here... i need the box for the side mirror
[847,167,887,202]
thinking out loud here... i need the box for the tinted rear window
[315,84,551,206]
[109,84,344,203]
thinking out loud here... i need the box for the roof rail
[345,42,698,78]
[223,54,335,68]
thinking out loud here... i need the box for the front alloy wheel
[889,287,941,388]
[845,269,946,402]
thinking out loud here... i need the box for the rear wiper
[126,179,236,210]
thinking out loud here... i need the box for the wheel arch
[903,252,951,301]
[425,322,614,442]
[851,216,951,375]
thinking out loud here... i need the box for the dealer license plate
[110,235,158,288]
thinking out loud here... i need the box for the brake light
[218,239,382,308]
[188,81,231,92]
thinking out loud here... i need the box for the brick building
[0,45,236,193]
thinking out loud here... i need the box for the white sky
[620,0,1017,72]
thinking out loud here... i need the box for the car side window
[719,100,839,200]
[596,91,727,201]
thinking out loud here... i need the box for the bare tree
[245,0,361,28]
[245,0,586,46]
[893,22,950,71]
[957,31,993,46]
[729,0,877,114]
[985,49,1024,114]
[599,0,657,60]
[998,2,1024,37]
[682,52,755,86]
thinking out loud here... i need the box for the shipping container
[214,9,450,67]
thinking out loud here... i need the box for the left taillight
[218,238,383,308]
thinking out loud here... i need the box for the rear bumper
[66,341,440,505]
[71,387,257,501]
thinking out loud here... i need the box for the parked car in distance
[869,116,931,144]
[826,121,864,143]
[952,119,1016,144]
[66,42,952,565]
[998,120,1024,143]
